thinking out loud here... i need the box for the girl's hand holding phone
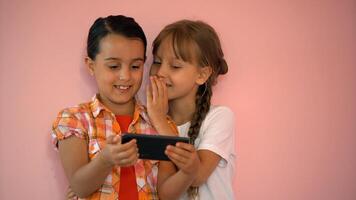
[100,135,139,167]
[165,142,200,176]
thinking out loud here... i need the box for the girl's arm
[190,106,236,186]
[157,145,220,200]
[163,144,220,187]
[147,76,176,135]
[163,106,235,188]
[147,76,222,196]
[58,135,138,198]
[157,162,194,200]
[191,150,220,186]
[157,143,200,200]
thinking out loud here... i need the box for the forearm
[190,150,221,187]
[69,152,113,198]
[158,170,195,200]
[190,165,206,187]
[191,173,205,187]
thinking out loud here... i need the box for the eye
[153,60,161,65]
[131,65,141,70]
[171,63,182,69]
[108,65,118,69]
[107,62,120,69]
[171,60,183,69]
[131,61,143,70]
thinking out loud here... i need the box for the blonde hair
[152,19,228,198]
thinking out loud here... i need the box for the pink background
[1,0,356,199]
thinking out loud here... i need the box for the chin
[109,96,134,104]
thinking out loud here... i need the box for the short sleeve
[51,109,87,149]
[196,106,236,166]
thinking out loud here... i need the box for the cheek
[133,70,143,83]
[173,75,198,90]
[98,72,116,83]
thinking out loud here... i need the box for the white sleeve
[196,106,236,166]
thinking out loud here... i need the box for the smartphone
[121,133,190,161]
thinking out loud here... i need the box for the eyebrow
[104,57,145,62]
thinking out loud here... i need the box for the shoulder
[206,105,235,121]
[200,105,235,130]
[52,101,93,134]
[52,102,92,145]
[197,105,236,153]
[55,101,92,119]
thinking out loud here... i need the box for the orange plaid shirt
[52,95,177,200]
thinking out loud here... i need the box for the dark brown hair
[87,15,147,60]
[152,19,228,198]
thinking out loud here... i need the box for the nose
[156,64,168,78]
[118,67,130,81]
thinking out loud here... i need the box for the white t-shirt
[178,105,236,200]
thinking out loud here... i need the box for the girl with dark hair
[147,20,236,200]
[51,15,176,200]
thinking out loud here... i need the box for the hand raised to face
[146,75,169,128]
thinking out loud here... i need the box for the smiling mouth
[114,85,131,90]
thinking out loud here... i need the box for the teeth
[115,85,130,89]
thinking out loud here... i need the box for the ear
[196,66,212,85]
[85,57,95,76]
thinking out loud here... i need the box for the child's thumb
[107,135,119,144]
[113,135,121,144]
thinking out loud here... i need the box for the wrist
[97,151,114,169]
[149,113,165,123]
[150,116,167,129]
[153,121,174,135]
[178,169,198,183]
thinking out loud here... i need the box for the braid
[188,82,212,144]
[187,82,212,199]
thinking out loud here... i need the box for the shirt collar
[89,94,150,123]
[90,94,110,118]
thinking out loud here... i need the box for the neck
[113,101,135,116]
[98,95,135,116]
[169,97,196,126]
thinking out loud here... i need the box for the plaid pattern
[52,95,177,200]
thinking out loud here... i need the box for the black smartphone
[121,133,190,161]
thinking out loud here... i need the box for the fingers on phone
[115,145,139,166]
[166,145,190,161]
[176,142,195,151]
[166,154,189,171]
[122,151,139,166]
[120,138,136,148]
